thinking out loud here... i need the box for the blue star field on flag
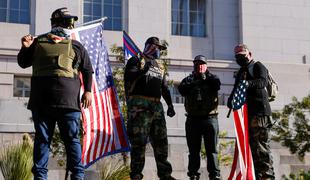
[72,22,130,168]
[232,80,247,110]
[78,24,113,91]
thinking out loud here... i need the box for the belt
[128,95,160,102]
[186,113,218,119]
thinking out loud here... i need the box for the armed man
[124,37,176,180]
[178,55,221,180]
[18,7,93,180]
[227,44,275,180]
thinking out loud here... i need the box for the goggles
[52,17,75,29]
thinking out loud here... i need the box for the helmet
[50,7,78,29]
[193,55,207,64]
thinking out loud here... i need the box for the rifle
[227,108,232,118]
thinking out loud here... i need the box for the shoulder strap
[247,61,256,77]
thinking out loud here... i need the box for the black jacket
[18,38,93,111]
[228,60,271,116]
[178,71,221,116]
[178,71,221,96]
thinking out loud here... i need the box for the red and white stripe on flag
[71,22,130,168]
[79,76,129,167]
[228,104,256,180]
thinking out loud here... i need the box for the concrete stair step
[290,165,310,174]
[280,155,306,165]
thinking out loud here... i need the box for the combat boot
[261,177,274,180]
[131,174,143,180]
[261,174,275,180]
[189,175,199,180]
[210,175,221,180]
[160,175,176,180]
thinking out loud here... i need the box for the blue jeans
[32,108,84,180]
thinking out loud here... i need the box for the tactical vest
[32,36,77,78]
[185,82,218,116]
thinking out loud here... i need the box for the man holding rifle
[227,44,275,180]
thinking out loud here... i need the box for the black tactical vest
[32,36,77,78]
[185,81,218,116]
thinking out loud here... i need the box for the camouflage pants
[126,97,172,179]
[249,116,275,180]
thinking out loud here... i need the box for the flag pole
[33,17,108,38]
[77,17,108,27]
[64,17,108,180]
[227,109,232,118]
[123,30,145,58]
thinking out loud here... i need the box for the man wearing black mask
[124,37,176,180]
[227,44,275,180]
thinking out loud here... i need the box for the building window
[169,83,185,104]
[14,77,30,97]
[0,0,30,24]
[171,0,206,37]
[83,0,122,31]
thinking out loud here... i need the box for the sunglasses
[63,18,75,28]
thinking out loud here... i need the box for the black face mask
[235,54,250,67]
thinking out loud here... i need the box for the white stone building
[1,0,310,179]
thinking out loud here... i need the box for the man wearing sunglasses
[227,44,275,180]
[178,55,221,180]
[18,7,93,180]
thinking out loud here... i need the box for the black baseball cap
[145,37,167,50]
[51,7,78,21]
[193,55,207,64]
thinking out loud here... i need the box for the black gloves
[144,59,152,67]
[227,80,249,110]
[201,73,206,80]
[142,59,152,73]
[167,104,176,117]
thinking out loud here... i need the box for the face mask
[235,54,249,67]
[51,27,71,38]
[62,28,72,37]
[153,49,161,59]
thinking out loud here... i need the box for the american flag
[71,23,130,168]
[123,30,142,63]
[228,80,256,180]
